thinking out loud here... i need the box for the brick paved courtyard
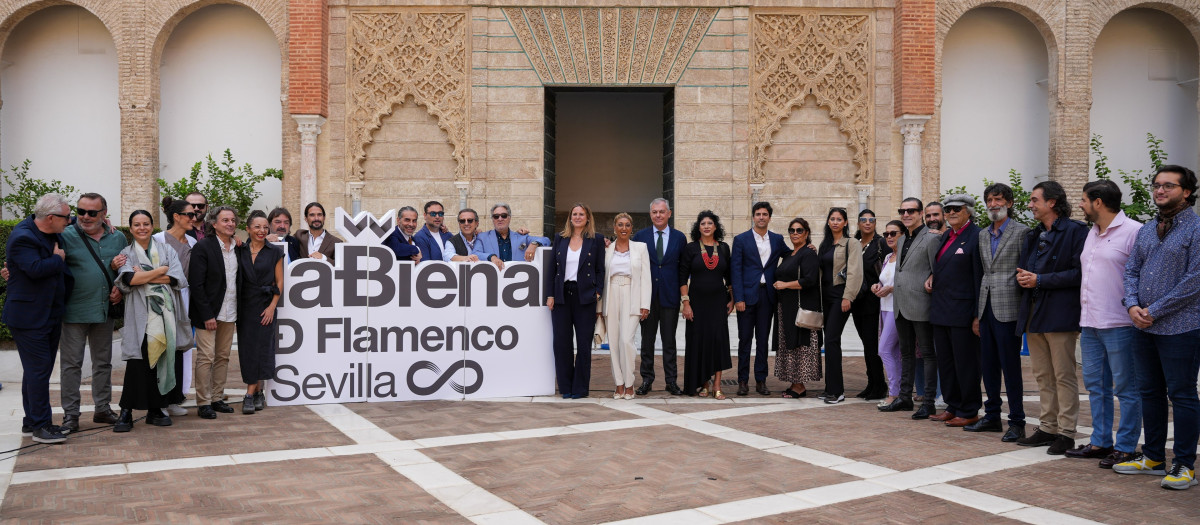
[1,354,1197,524]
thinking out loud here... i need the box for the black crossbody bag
[75,226,124,320]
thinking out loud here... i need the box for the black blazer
[544,233,606,305]
[930,223,983,328]
[189,236,242,328]
[858,235,890,297]
[1,216,72,329]
[1016,217,1087,334]
[795,248,822,314]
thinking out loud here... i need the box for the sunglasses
[858,217,876,223]
[492,213,509,220]
[944,205,965,213]
[187,202,207,210]
[458,218,476,224]
[76,208,105,218]
[788,227,806,234]
[898,208,920,215]
[178,211,198,219]
[882,231,902,238]
[428,211,445,217]
[50,213,71,220]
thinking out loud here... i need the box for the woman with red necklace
[680,210,734,399]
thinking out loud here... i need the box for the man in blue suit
[413,201,452,263]
[930,193,984,428]
[382,206,423,261]
[477,203,549,262]
[731,202,787,396]
[633,198,687,396]
[3,194,74,444]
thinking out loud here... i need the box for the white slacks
[605,275,639,387]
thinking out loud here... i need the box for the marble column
[293,114,326,208]
[897,115,931,199]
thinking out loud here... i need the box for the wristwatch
[681,295,690,302]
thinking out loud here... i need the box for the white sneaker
[1163,463,1198,490]
[935,396,948,410]
[166,404,188,417]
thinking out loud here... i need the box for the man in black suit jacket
[189,206,242,419]
[2,195,74,443]
[929,194,984,429]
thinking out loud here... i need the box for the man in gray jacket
[880,197,941,418]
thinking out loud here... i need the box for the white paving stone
[867,466,969,490]
[767,445,856,467]
[392,462,473,490]
[470,509,546,525]
[1001,506,1105,525]
[231,447,332,464]
[789,480,896,506]
[694,493,815,522]
[913,484,1028,515]
[126,455,235,474]
[830,461,899,478]
[10,463,128,484]
[427,484,520,517]
[602,508,721,525]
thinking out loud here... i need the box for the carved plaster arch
[751,11,874,185]
[345,9,469,182]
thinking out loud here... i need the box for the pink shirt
[1080,211,1141,329]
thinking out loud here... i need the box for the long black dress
[681,241,733,396]
[236,243,282,385]
[773,247,822,383]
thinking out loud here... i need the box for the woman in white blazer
[602,213,652,399]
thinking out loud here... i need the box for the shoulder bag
[795,249,823,329]
[75,226,124,320]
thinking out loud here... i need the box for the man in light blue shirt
[443,208,501,267]
[477,203,549,262]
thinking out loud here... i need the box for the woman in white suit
[603,213,651,399]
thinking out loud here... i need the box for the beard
[309,220,324,230]
[926,220,943,230]
[987,208,1008,223]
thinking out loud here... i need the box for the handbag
[795,305,823,330]
[593,315,607,345]
[75,226,124,320]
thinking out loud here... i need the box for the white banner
[266,208,556,405]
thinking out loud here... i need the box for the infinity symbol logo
[407,360,484,396]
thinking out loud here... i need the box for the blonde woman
[545,203,606,399]
[603,213,651,399]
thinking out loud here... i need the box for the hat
[943,193,975,209]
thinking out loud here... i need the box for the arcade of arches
[0,0,1198,235]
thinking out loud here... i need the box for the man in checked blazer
[880,197,942,417]
[965,184,1030,441]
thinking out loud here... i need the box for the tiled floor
[1,355,1194,524]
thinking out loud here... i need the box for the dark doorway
[543,86,674,237]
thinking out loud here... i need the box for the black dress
[773,247,822,383]
[236,243,282,385]
[680,241,733,395]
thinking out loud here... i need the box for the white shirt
[217,235,238,323]
[564,246,581,282]
[308,230,325,255]
[610,250,631,277]
[653,226,670,256]
[878,253,897,312]
[753,229,771,283]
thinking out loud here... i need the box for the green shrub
[0,160,79,218]
[158,149,283,229]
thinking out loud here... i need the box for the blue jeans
[1080,327,1141,452]
[1133,328,1200,469]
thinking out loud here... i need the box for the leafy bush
[1091,133,1159,222]
[940,170,1037,229]
[0,160,79,218]
[158,149,282,228]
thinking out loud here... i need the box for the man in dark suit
[3,194,73,443]
[294,202,343,263]
[929,194,984,428]
[267,207,304,263]
[383,206,423,261]
[731,202,786,396]
[633,198,687,396]
[414,201,453,264]
[189,206,242,419]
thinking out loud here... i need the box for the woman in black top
[235,211,284,414]
[680,211,734,399]
[851,209,890,400]
[774,218,822,398]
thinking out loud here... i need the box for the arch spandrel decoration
[502,7,718,85]
[346,9,468,182]
[751,12,874,184]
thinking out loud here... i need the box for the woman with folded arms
[875,220,905,409]
[602,213,651,399]
[545,203,606,399]
[680,210,734,399]
[817,207,862,404]
[153,196,198,417]
[773,218,821,399]
[235,210,284,414]
[114,210,192,432]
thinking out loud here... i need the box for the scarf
[1156,199,1191,240]
[135,241,177,395]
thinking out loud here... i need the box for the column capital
[896,114,931,145]
[293,114,327,145]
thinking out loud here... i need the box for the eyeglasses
[1152,182,1181,191]
[458,218,476,224]
[898,208,920,215]
[49,213,70,220]
[428,211,445,217]
[788,227,806,234]
[882,231,901,238]
[492,213,509,220]
[76,208,105,218]
[187,202,207,211]
[858,217,876,223]
[944,205,964,213]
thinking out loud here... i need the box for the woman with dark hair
[113,210,192,432]
[545,203,606,399]
[153,197,199,417]
[874,219,905,408]
[235,210,284,413]
[774,218,821,398]
[851,209,890,400]
[680,210,734,398]
[817,207,863,404]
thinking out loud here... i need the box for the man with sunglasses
[56,193,126,433]
[443,208,501,268]
[415,201,453,262]
[184,192,208,240]
[478,203,549,263]
[929,194,984,429]
[295,202,343,263]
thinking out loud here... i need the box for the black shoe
[198,405,218,419]
[963,418,1003,433]
[211,400,235,413]
[756,382,770,396]
[911,405,932,420]
[254,392,266,411]
[1002,423,1026,443]
[1017,428,1057,447]
[864,388,886,401]
[855,388,871,399]
[665,383,683,396]
[113,409,134,433]
[242,396,256,415]
[878,398,914,412]
[60,415,79,435]
[1047,434,1075,455]
[635,384,652,396]
[737,381,749,396]
[822,393,845,404]
[1065,444,1113,459]
[31,425,67,444]
[21,425,32,436]
[93,408,119,425]
[146,409,172,427]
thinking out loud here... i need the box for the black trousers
[933,324,982,418]
[851,294,884,393]
[896,311,937,407]
[979,304,1025,423]
[639,294,679,387]
[551,282,596,397]
[822,297,851,396]
[736,285,774,383]
[13,321,62,430]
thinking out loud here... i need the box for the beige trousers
[1026,331,1080,436]
[194,321,235,405]
[605,275,639,388]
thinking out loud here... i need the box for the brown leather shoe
[945,416,980,427]
[930,411,955,422]
[1065,443,1113,459]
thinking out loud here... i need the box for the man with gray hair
[633,197,687,396]
[4,194,73,443]
[929,193,984,428]
[478,203,549,263]
[444,208,502,268]
[383,206,423,261]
